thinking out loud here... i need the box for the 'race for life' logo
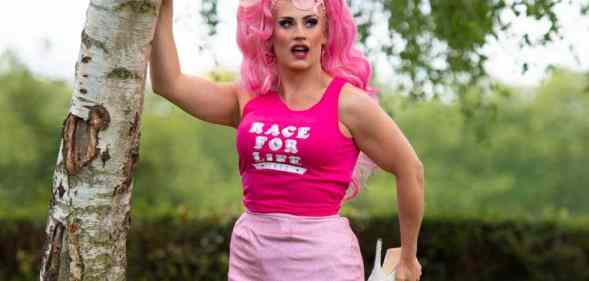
[248,121,310,174]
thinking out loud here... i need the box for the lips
[291,44,310,58]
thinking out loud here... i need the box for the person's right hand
[149,0,242,128]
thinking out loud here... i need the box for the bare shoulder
[340,83,377,108]
[339,83,381,129]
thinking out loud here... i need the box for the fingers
[396,257,422,281]
[395,272,422,281]
[395,277,420,281]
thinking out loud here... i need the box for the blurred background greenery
[0,50,587,226]
[2,0,589,278]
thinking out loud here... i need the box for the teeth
[292,46,309,52]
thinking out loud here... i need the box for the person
[149,0,424,280]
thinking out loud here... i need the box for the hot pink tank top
[235,77,360,216]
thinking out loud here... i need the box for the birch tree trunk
[39,1,161,280]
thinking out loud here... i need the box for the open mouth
[291,45,310,58]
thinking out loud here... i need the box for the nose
[293,22,307,39]
[293,34,306,42]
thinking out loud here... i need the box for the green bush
[1,215,587,281]
[1,52,589,225]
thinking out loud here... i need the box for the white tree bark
[39,1,161,280]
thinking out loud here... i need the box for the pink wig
[236,0,380,201]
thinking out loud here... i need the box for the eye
[305,18,318,28]
[278,19,293,28]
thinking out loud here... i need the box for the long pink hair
[236,0,380,201]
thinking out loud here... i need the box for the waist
[246,208,342,220]
[240,208,350,233]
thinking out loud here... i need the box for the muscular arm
[150,0,241,128]
[339,85,425,261]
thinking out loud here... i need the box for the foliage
[2,215,588,281]
[199,0,573,99]
[369,68,589,222]
[0,51,69,221]
[200,0,219,36]
[0,52,588,225]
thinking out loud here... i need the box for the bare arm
[150,0,241,128]
[340,85,424,279]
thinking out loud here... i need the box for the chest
[237,93,353,138]
[236,112,332,170]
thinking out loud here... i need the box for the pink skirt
[228,209,365,281]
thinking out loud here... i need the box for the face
[270,0,328,72]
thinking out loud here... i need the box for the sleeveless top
[235,77,360,216]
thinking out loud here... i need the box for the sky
[0,0,587,88]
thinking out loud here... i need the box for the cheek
[311,30,326,47]
[310,24,327,44]
[272,32,290,50]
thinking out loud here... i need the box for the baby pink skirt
[228,209,365,281]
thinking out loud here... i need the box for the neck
[276,65,331,101]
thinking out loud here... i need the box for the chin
[287,63,311,71]
[283,59,319,72]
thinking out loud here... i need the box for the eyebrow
[277,15,318,21]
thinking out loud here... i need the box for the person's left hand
[394,256,422,281]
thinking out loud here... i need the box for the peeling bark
[62,114,80,175]
[40,1,161,280]
[62,105,110,176]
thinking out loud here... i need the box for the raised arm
[150,0,241,128]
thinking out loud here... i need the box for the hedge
[1,215,587,281]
